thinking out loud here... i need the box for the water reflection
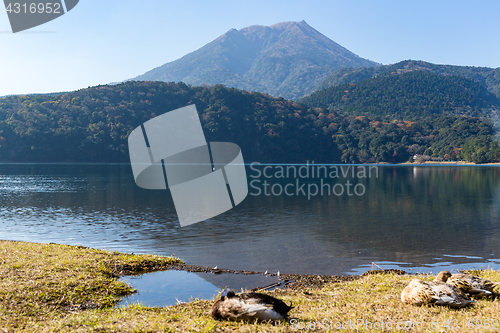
[0,164,499,276]
[117,270,219,307]
[117,270,282,307]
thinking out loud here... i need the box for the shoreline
[1,240,499,332]
[1,161,500,166]
[403,161,500,165]
[0,239,366,290]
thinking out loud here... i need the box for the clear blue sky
[1,0,499,96]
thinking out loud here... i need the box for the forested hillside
[301,71,500,119]
[312,60,500,98]
[0,82,336,163]
[0,81,498,164]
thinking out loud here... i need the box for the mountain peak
[238,20,313,37]
[269,20,309,28]
[133,21,379,99]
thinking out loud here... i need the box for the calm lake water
[1,163,500,278]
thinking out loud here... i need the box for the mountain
[311,60,500,98]
[301,71,500,119]
[132,21,379,99]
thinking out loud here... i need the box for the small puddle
[117,270,283,307]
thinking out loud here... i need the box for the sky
[1,0,499,97]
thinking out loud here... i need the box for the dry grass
[1,240,499,332]
[0,240,181,331]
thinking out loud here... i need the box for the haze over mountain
[132,20,379,99]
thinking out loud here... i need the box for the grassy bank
[1,240,499,332]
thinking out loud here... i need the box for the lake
[1,163,499,277]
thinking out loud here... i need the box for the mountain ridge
[132,20,379,99]
[311,60,500,98]
[301,70,500,119]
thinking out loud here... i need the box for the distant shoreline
[0,161,499,166]
[402,161,500,166]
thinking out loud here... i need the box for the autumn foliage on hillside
[0,81,498,164]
